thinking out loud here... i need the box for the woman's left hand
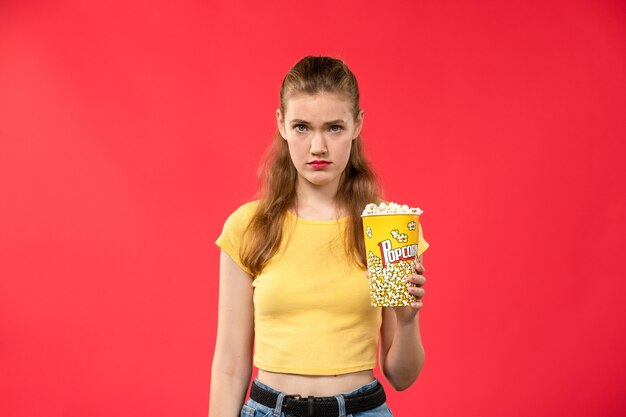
[392,261,426,323]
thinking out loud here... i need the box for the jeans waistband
[250,378,386,417]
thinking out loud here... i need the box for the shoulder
[216,201,260,264]
[220,200,260,231]
[231,200,260,217]
[226,200,259,220]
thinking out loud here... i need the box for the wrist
[394,309,420,326]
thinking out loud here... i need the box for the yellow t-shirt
[215,201,429,375]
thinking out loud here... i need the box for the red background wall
[1,1,625,416]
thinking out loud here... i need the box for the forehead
[283,92,353,122]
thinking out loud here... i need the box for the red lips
[308,160,331,169]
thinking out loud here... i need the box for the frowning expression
[277,92,363,192]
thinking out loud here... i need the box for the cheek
[286,139,306,160]
[335,139,354,163]
[343,137,355,154]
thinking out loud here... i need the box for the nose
[310,131,328,156]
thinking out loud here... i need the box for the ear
[276,109,287,139]
[353,109,364,140]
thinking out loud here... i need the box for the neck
[294,177,344,220]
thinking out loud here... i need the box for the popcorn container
[362,210,420,307]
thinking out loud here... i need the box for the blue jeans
[240,378,393,417]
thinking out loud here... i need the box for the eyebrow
[290,119,346,125]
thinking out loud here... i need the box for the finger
[409,286,425,299]
[410,300,423,309]
[407,274,426,286]
[414,262,425,275]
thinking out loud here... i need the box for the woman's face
[277,91,363,193]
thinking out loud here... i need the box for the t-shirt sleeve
[417,222,430,257]
[215,203,256,276]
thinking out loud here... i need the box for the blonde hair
[241,56,381,275]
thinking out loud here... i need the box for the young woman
[209,56,429,417]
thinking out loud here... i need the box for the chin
[300,173,339,187]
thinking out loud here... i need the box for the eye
[293,124,307,133]
[329,125,343,133]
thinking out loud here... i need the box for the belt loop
[334,394,346,417]
[307,395,315,417]
[274,392,286,417]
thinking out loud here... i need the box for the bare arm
[208,251,254,417]
[379,255,426,391]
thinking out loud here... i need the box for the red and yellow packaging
[362,212,420,307]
